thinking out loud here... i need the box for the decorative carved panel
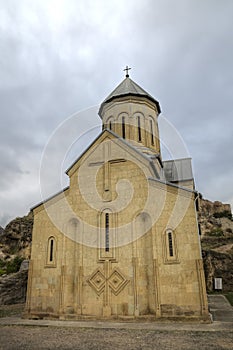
[108,268,129,295]
[87,268,105,296]
[87,267,129,296]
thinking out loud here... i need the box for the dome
[98,76,161,117]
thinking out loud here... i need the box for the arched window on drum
[149,118,154,146]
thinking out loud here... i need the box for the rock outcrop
[0,213,32,304]
[199,198,233,292]
[0,269,28,305]
[0,212,33,261]
[199,198,232,236]
[202,250,233,292]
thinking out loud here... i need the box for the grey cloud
[0,0,233,226]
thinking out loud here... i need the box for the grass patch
[224,292,233,306]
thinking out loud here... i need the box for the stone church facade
[25,72,210,320]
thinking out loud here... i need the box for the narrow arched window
[122,116,126,139]
[164,229,178,263]
[49,238,54,261]
[46,236,56,266]
[137,116,141,142]
[105,213,109,252]
[109,121,112,130]
[168,231,173,257]
[150,119,154,145]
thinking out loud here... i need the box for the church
[25,68,210,321]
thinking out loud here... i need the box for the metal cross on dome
[124,65,131,77]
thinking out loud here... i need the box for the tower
[99,72,161,156]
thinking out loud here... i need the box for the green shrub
[0,256,24,275]
[0,269,5,276]
[5,256,24,274]
[208,229,224,237]
[0,259,6,275]
[213,211,232,220]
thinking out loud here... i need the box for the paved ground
[208,294,233,323]
[0,294,232,331]
[0,295,232,350]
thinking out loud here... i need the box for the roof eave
[30,186,69,211]
[98,93,161,117]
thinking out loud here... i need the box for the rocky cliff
[199,198,232,236]
[0,213,32,304]
[199,198,233,292]
[0,270,28,305]
[0,212,33,262]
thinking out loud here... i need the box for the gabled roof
[98,77,161,116]
[65,128,160,178]
[32,134,195,212]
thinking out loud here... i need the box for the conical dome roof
[98,77,161,117]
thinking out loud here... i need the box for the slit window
[46,236,56,266]
[122,116,126,139]
[137,116,141,142]
[164,229,178,263]
[49,239,54,261]
[105,213,109,252]
[168,231,174,257]
[109,121,112,130]
[150,119,154,145]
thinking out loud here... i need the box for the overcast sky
[0,0,233,227]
